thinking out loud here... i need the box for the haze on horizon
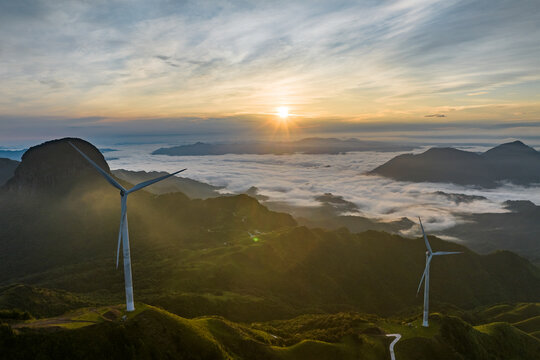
[1,0,540,143]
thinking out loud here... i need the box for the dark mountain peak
[503,200,537,213]
[368,145,489,186]
[422,147,478,158]
[483,140,538,158]
[425,147,458,153]
[370,140,540,187]
[3,138,110,194]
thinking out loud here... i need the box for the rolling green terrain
[0,138,539,359]
[1,305,388,360]
[2,304,539,360]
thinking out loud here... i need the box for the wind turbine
[417,217,461,327]
[70,142,186,312]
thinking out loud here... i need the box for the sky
[1,0,540,143]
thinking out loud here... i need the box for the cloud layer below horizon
[1,0,540,137]
[106,143,540,237]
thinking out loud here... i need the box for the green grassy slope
[471,302,540,340]
[0,284,89,318]
[392,314,540,360]
[2,306,539,360]
[1,305,388,360]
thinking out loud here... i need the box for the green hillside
[2,305,539,360]
[469,303,540,340]
[0,305,388,360]
[0,284,89,318]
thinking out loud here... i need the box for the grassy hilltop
[2,303,539,360]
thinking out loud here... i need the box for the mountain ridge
[152,137,416,156]
[369,140,540,187]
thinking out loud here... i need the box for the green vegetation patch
[2,306,540,359]
[0,284,89,318]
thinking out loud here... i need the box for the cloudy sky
[1,0,539,142]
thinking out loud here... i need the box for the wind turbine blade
[416,255,432,296]
[416,267,427,296]
[116,224,122,269]
[433,251,462,256]
[418,217,433,254]
[69,142,126,192]
[126,169,186,194]
[116,198,127,269]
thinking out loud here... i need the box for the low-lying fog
[106,143,540,234]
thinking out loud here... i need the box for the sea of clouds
[106,143,540,235]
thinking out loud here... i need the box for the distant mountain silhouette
[152,137,416,156]
[431,191,487,204]
[0,158,19,186]
[369,140,540,187]
[0,149,26,161]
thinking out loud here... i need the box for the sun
[265,105,297,139]
[277,106,289,119]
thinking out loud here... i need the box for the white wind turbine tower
[417,217,461,327]
[70,142,186,312]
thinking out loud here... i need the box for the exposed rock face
[0,158,19,186]
[2,138,110,194]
